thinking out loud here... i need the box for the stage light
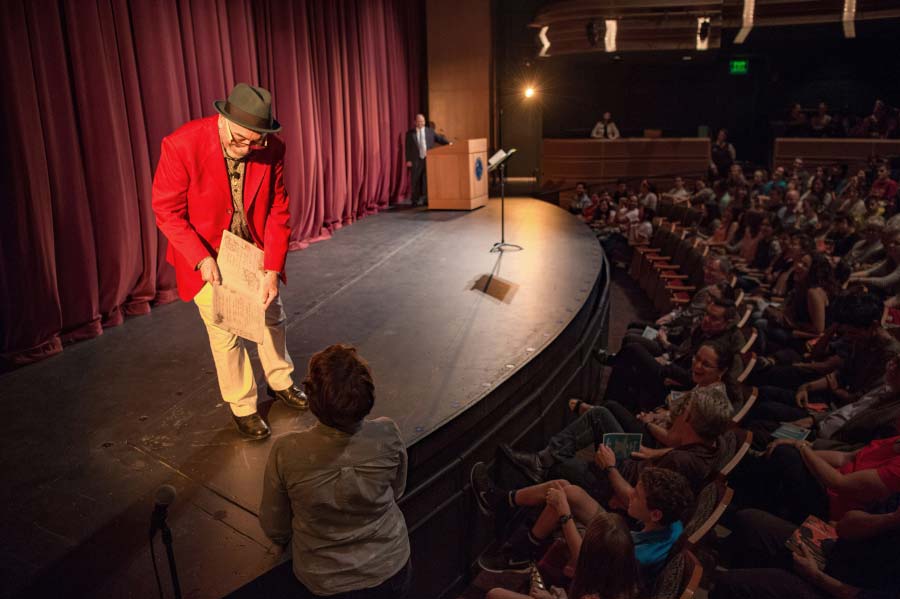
[734,0,755,44]
[696,17,711,51]
[843,0,857,38]
[524,87,535,98]
[604,19,617,52]
[538,26,551,57]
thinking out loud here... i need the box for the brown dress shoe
[267,384,309,410]
[232,413,271,439]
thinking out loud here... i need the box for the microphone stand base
[490,242,524,253]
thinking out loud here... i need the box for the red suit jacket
[152,115,291,301]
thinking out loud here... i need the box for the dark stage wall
[494,3,900,176]
[0,0,424,366]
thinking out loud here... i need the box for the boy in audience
[473,467,692,581]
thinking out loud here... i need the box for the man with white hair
[404,113,450,207]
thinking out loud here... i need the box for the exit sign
[729,59,749,75]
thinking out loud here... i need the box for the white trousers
[194,283,295,416]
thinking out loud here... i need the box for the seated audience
[871,163,898,204]
[612,179,629,203]
[627,208,654,246]
[748,293,900,422]
[477,468,691,595]
[749,351,900,452]
[662,176,690,203]
[713,495,900,599]
[826,214,860,258]
[259,344,411,598]
[733,434,900,525]
[570,182,592,214]
[603,298,744,413]
[637,179,658,212]
[843,216,885,270]
[484,511,640,599]
[850,222,900,296]
[501,342,736,485]
[691,177,716,206]
[626,259,733,355]
[754,251,837,354]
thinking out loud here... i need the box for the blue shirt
[632,520,683,577]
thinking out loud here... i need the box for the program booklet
[602,433,643,462]
[641,326,659,340]
[785,515,837,569]
[771,423,811,441]
[211,230,266,344]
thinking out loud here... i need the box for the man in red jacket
[152,83,307,440]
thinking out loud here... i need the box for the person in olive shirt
[259,344,411,598]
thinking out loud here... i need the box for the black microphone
[149,484,176,539]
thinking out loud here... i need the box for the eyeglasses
[224,119,268,150]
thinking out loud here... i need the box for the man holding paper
[152,83,307,440]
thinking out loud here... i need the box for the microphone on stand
[149,484,176,539]
[148,484,183,599]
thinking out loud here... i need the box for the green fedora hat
[214,83,282,134]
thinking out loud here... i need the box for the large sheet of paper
[212,231,265,344]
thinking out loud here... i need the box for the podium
[426,138,488,210]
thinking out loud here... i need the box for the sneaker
[470,462,506,517]
[477,545,532,574]
[499,444,547,484]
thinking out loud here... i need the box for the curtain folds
[0,0,423,366]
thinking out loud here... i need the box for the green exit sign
[729,59,749,75]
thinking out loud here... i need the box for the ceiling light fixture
[696,17,711,51]
[734,0,755,44]
[842,0,857,38]
[604,19,617,52]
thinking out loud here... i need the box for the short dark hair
[832,292,884,328]
[576,181,587,188]
[710,296,738,323]
[304,344,375,433]
[700,341,734,371]
[639,467,694,525]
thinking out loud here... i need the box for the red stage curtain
[0,0,423,365]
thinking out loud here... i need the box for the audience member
[570,182,592,214]
[713,495,900,599]
[810,101,833,136]
[591,112,621,140]
[710,129,736,179]
[259,344,411,599]
[662,176,690,203]
[484,511,640,599]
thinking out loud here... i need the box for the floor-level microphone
[148,484,182,599]
[150,484,176,539]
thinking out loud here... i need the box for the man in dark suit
[405,113,449,206]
